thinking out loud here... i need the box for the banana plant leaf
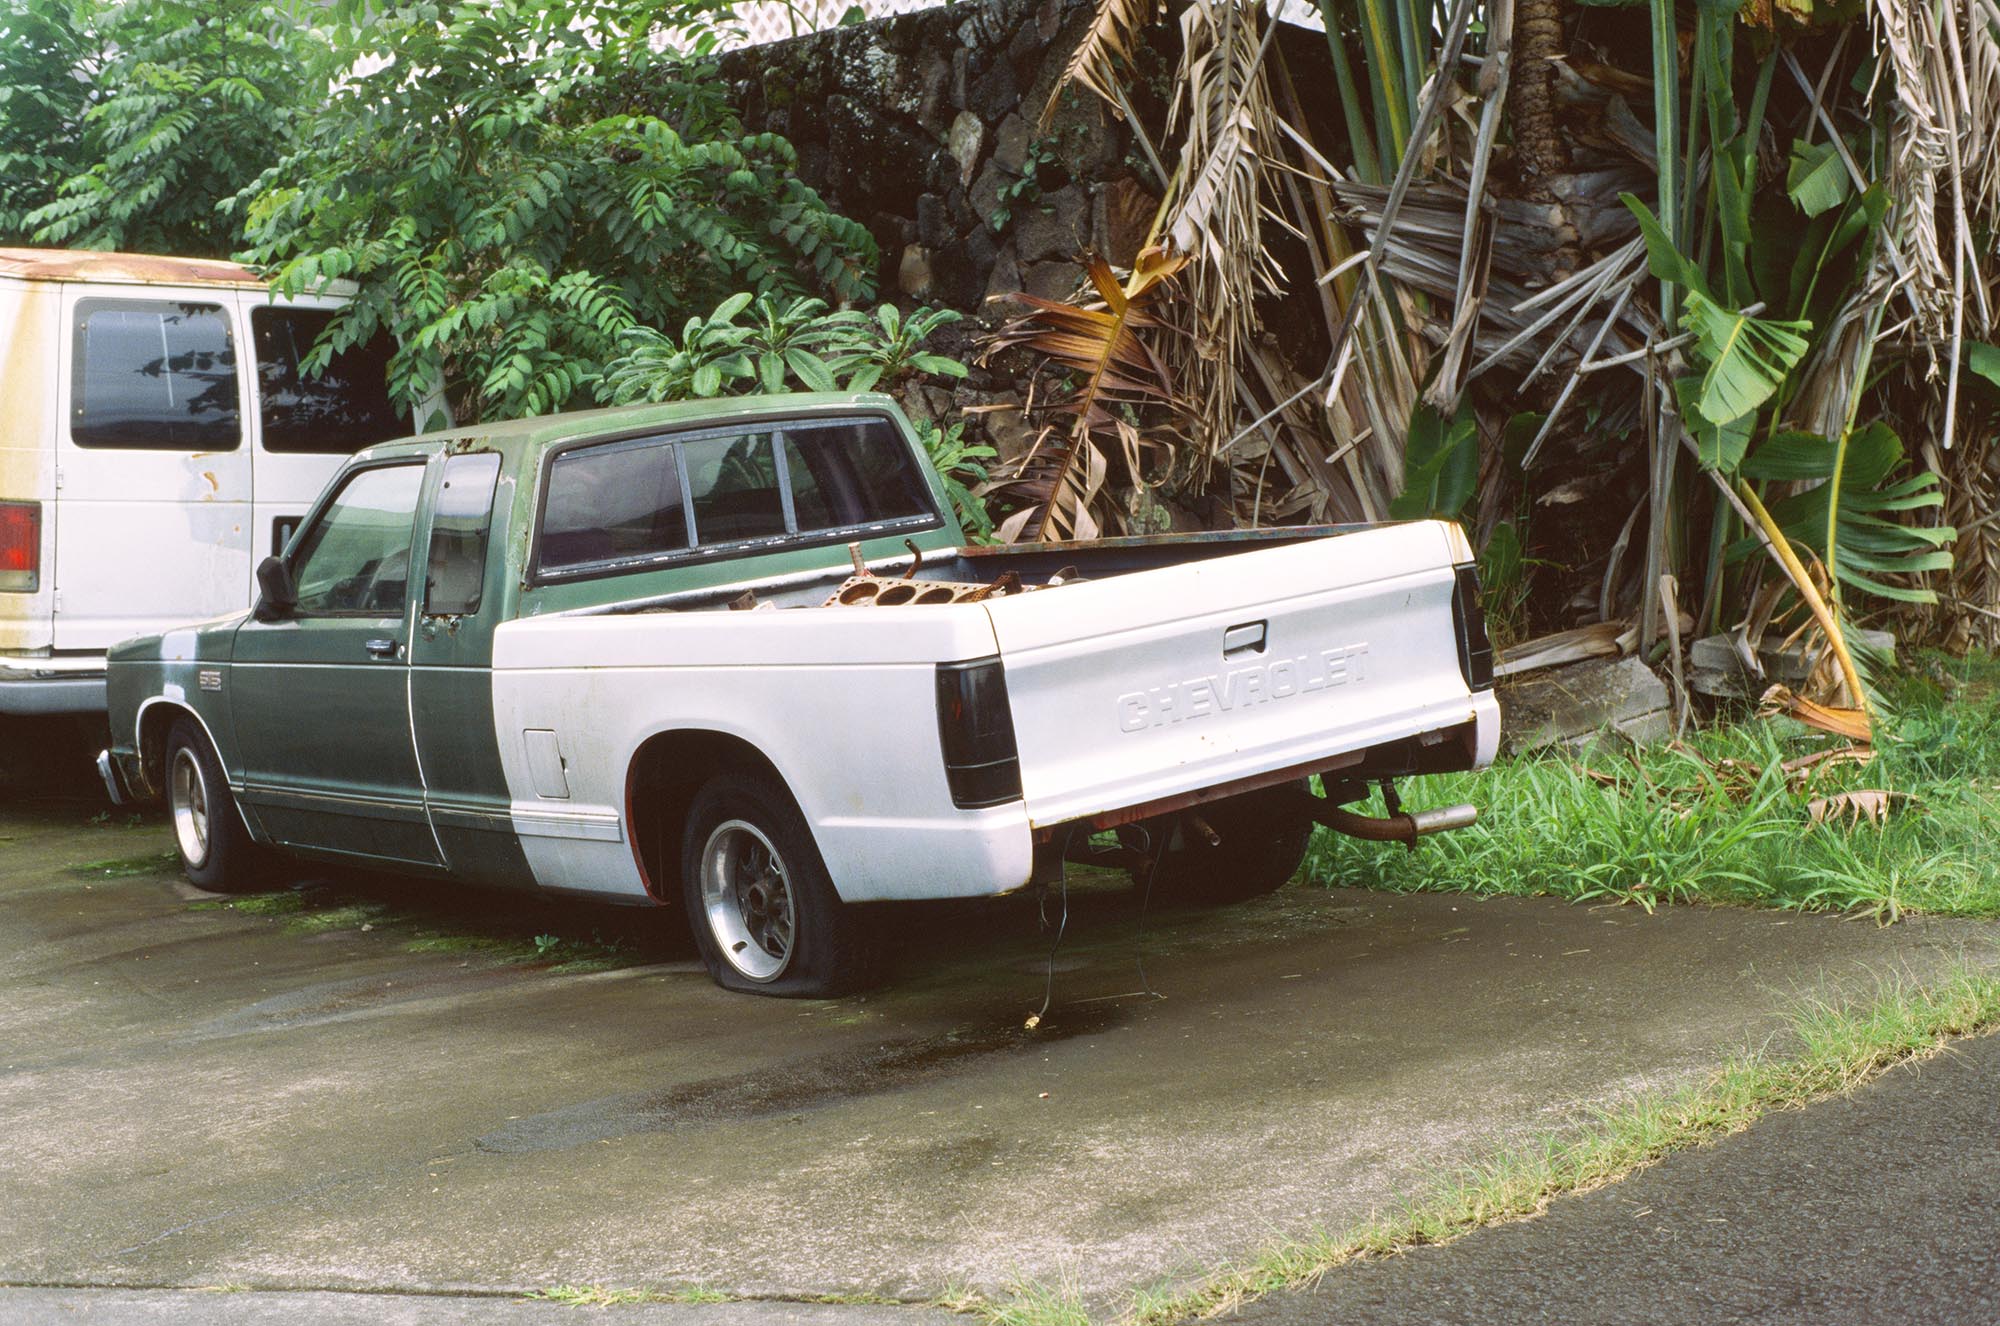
[1737,424,1956,602]
[1680,290,1812,427]
[1786,140,1850,218]
[1675,376,1752,471]
[1389,398,1478,520]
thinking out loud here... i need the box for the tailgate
[982,521,1476,827]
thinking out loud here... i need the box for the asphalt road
[1,775,1994,1314]
[1231,1030,2000,1326]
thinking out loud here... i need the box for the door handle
[1223,620,1267,658]
[364,638,400,660]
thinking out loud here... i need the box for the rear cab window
[533,414,940,581]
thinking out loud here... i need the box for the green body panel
[230,612,440,865]
[105,393,961,893]
[409,455,537,890]
[228,453,440,866]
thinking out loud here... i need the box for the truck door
[231,458,441,866]
[407,450,536,887]
[53,289,253,649]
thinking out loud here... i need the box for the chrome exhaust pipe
[1311,801,1478,850]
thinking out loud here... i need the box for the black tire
[164,718,266,892]
[679,770,876,997]
[1138,785,1313,902]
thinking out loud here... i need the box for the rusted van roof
[0,248,264,288]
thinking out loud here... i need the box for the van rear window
[70,299,240,451]
[252,308,406,454]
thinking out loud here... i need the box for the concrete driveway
[1,787,1991,1311]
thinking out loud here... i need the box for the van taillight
[936,656,1022,809]
[0,502,38,592]
[1451,562,1493,692]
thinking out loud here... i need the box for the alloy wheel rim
[169,747,211,869]
[699,819,794,982]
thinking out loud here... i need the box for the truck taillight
[1451,562,1493,692]
[936,656,1022,809]
[0,502,39,593]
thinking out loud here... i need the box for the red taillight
[0,501,40,592]
[936,656,1022,809]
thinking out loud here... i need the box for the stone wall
[718,0,1159,318]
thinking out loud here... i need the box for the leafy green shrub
[914,419,998,542]
[0,0,91,241]
[235,0,879,425]
[604,294,968,402]
[3,0,317,256]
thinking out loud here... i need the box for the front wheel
[164,718,265,892]
[1135,785,1314,903]
[679,771,876,997]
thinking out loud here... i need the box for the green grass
[1302,651,2000,921]
[966,963,2000,1326]
[205,881,642,973]
[69,852,178,878]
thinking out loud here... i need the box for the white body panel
[490,521,1497,904]
[50,283,256,651]
[985,522,1490,827]
[492,608,1033,903]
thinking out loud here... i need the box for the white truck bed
[487,519,1497,904]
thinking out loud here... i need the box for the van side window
[289,463,425,616]
[425,452,501,615]
[252,308,405,454]
[70,299,239,450]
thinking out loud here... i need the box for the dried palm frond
[1806,789,1914,828]
[1041,0,1162,127]
[979,248,1189,541]
[1757,683,1873,742]
[1155,0,1287,467]
[1933,430,2000,649]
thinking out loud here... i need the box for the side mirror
[255,555,298,620]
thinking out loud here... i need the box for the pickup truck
[101,393,1498,996]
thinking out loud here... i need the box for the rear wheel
[1137,785,1313,902]
[165,718,265,892]
[680,770,875,997]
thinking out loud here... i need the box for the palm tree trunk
[1511,0,1567,178]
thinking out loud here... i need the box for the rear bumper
[0,654,108,714]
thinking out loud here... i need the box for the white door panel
[52,288,252,650]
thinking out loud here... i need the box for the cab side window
[70,299,240,450]
[251,307,406,454]
[289,464,425,616]
[425,452,501,615]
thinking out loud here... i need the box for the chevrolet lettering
[1117,643,1370,733]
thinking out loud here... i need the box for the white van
[0,248,414,715]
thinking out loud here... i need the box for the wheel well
[626,730,790,903]
[136,702,201,799]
